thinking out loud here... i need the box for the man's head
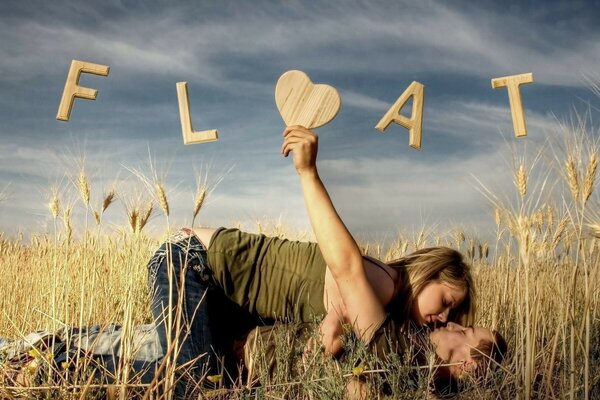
[428,322,507,379]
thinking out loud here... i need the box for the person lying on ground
[241,320,507,398]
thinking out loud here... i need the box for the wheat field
[0,121,599,399]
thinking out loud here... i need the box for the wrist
[298,167,319,179]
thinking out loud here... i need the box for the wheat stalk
[127,207,139,234]
[78,170,91,207]
[93,210,101,225]
[138,202,154,233]
[546,205,554,227]
[481,242,489,259]
[587,223,600,239]
[154,183,169,217]
[102,189,117,213]
[49,190,60,220]
[62,206,73,242]
[583,152,597,204]
[494,208,501,227]
[193,185,207,220]
[565,155,580,202]
[516,163,527,200]
[534,209,544,231]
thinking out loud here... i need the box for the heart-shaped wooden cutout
[275,70,341,129]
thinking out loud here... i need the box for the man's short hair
[471,330,508,376]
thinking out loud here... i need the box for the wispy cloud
[426,100,560,145]
[341,90,391,111]
[1,1,598,88]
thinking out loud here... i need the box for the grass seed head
[565,156,580,202]
[587,223,600,239]
[516,163,527,199]
[494,208,501,226]
[193,185,207,220]
[102,190,116,213]
[583,152,598,204]
[128,207,139,234]
[138,202,154,233]
[534,209,544,229]
[551,216,569,249]
[49,192,60,219]
[78,171,91,207]
[93,210,101,225]
[62,207,73,242]
[546,205,554,226]
[155,183,169,217]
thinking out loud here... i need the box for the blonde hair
[387,246,475,326]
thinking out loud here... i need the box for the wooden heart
[275,70,341,129]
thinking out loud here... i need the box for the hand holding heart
[282,125,318,176]
[276,70,338,175]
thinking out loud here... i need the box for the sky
[0,0,599,246]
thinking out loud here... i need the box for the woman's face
[411,281,466,326]
[429,322,495,377]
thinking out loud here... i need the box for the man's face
[428,322,494,377]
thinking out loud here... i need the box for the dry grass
[2,206,598,398]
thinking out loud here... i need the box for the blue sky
[0,0,599,245]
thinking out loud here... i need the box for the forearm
[299,169,363,276]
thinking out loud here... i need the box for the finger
[282,139,306,157]
[284,125,313,137]
[285,124,308,132]
[283,130,317,144]
[281,140,294,156]
[282,141,300,157]
[280,136,303,154]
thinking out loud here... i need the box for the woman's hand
[281,125,318,175]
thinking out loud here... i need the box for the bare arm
[281,125,386,341]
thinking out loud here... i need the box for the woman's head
[388,246,475,326]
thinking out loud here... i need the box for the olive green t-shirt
[366,315,411,362]
[206,227,327,322]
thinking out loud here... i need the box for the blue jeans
[147,231,221,392]
[148,231,258,394]
[95,231,255,397]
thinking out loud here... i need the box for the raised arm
[281,126,386,341]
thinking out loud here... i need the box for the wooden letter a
[375,81,424,150]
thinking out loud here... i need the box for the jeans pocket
[189,253,214,286]
[147,234,215,288]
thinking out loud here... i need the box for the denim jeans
[148,231,259,394]
[95,231,256,397]
[146,230,221,394]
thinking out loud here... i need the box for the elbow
[328,254,365,281]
